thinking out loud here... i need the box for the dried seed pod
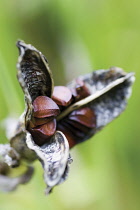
[52,86,72,106]
[6,41,134,195]
[28,119,56,146]
[33,96,60,118]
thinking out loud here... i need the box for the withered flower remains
[0,41,135,194]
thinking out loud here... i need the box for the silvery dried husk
[0,41,135,194]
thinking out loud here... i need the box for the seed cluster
[28,81,96,148]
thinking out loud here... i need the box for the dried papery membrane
[26,131,71,194]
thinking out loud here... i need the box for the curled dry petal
[33,96,60,118]
[52,86,72,106]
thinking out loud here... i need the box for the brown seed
[69,78,90,101]
[76,79,90,94]
[29,119,56,146]
[65,119,90,133]
[30,116,54,127]
[57,107,96,148]
[52,86,72,106]
[57,123,76,148]
[68,107,96,128]
[33,96,60,118]
[62,121,88,139]
[33,119,56,137]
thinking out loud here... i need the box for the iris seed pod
[0,41,134,195]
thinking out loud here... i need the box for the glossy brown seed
[30,116,54,127]
[68,107,96,128]
[65,119,90,133]
[57,123,76,148]
[33,96,60,118]
[57,119,91,148]
[29,119,56,146]
[52,86,72,106]
[70,78,90,101]
[62,121,88,139]
[57,107,96,148]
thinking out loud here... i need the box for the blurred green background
[0,0,140,210]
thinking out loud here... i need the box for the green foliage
[0,0,140,209]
